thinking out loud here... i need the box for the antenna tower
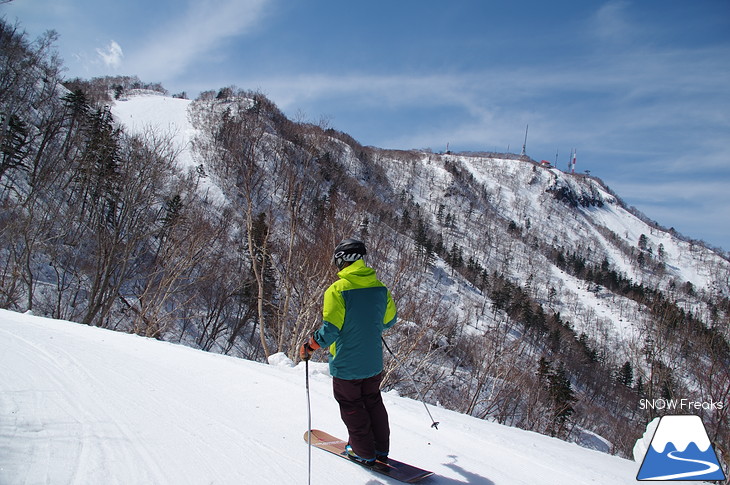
[520,124,528,156]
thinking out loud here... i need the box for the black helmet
[333,239,366,269]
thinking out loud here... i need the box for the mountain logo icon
[636,415,726,481]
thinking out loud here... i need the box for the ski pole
[381,337,439,429]
[305,358,312,485]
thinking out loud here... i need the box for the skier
[300,238,397,465]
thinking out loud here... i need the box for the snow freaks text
[638,398,724,411]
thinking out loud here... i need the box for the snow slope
[0,310,706,484]
[111,91,195,167]
[110,91,223,202]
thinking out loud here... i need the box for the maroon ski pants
[332,372,390,460]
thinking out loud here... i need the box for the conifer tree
[618,361,634,387]
[548,362,575,436]
[0,113,28,179]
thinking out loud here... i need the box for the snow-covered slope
[0,309,707,484]
[112,91,195,166]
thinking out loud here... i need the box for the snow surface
[0,309,708,484]
[634,418,660,463]
[111,92,195,167]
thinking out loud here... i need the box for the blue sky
[4,0,730,251]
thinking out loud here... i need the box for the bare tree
[193,92,276,359]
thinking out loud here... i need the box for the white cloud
[96,40,123,69]
[128,0,271,80]
[591,0,632,44]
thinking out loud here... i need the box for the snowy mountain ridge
[112,90,728,297]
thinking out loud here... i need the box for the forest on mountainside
[1,18,728,469]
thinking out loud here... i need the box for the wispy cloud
[591,0,633,44]
[246,30,730,152]
[247,72,517,147]
[127,0,271,80]
[96,40,123,68]
[258,73,473,109]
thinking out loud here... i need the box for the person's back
[300,239,397,463]
[319,258,394,379]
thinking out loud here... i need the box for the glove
[299,336,321,360]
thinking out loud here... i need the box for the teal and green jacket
[312,259,397,380]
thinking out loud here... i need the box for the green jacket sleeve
[313,283,344,349]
